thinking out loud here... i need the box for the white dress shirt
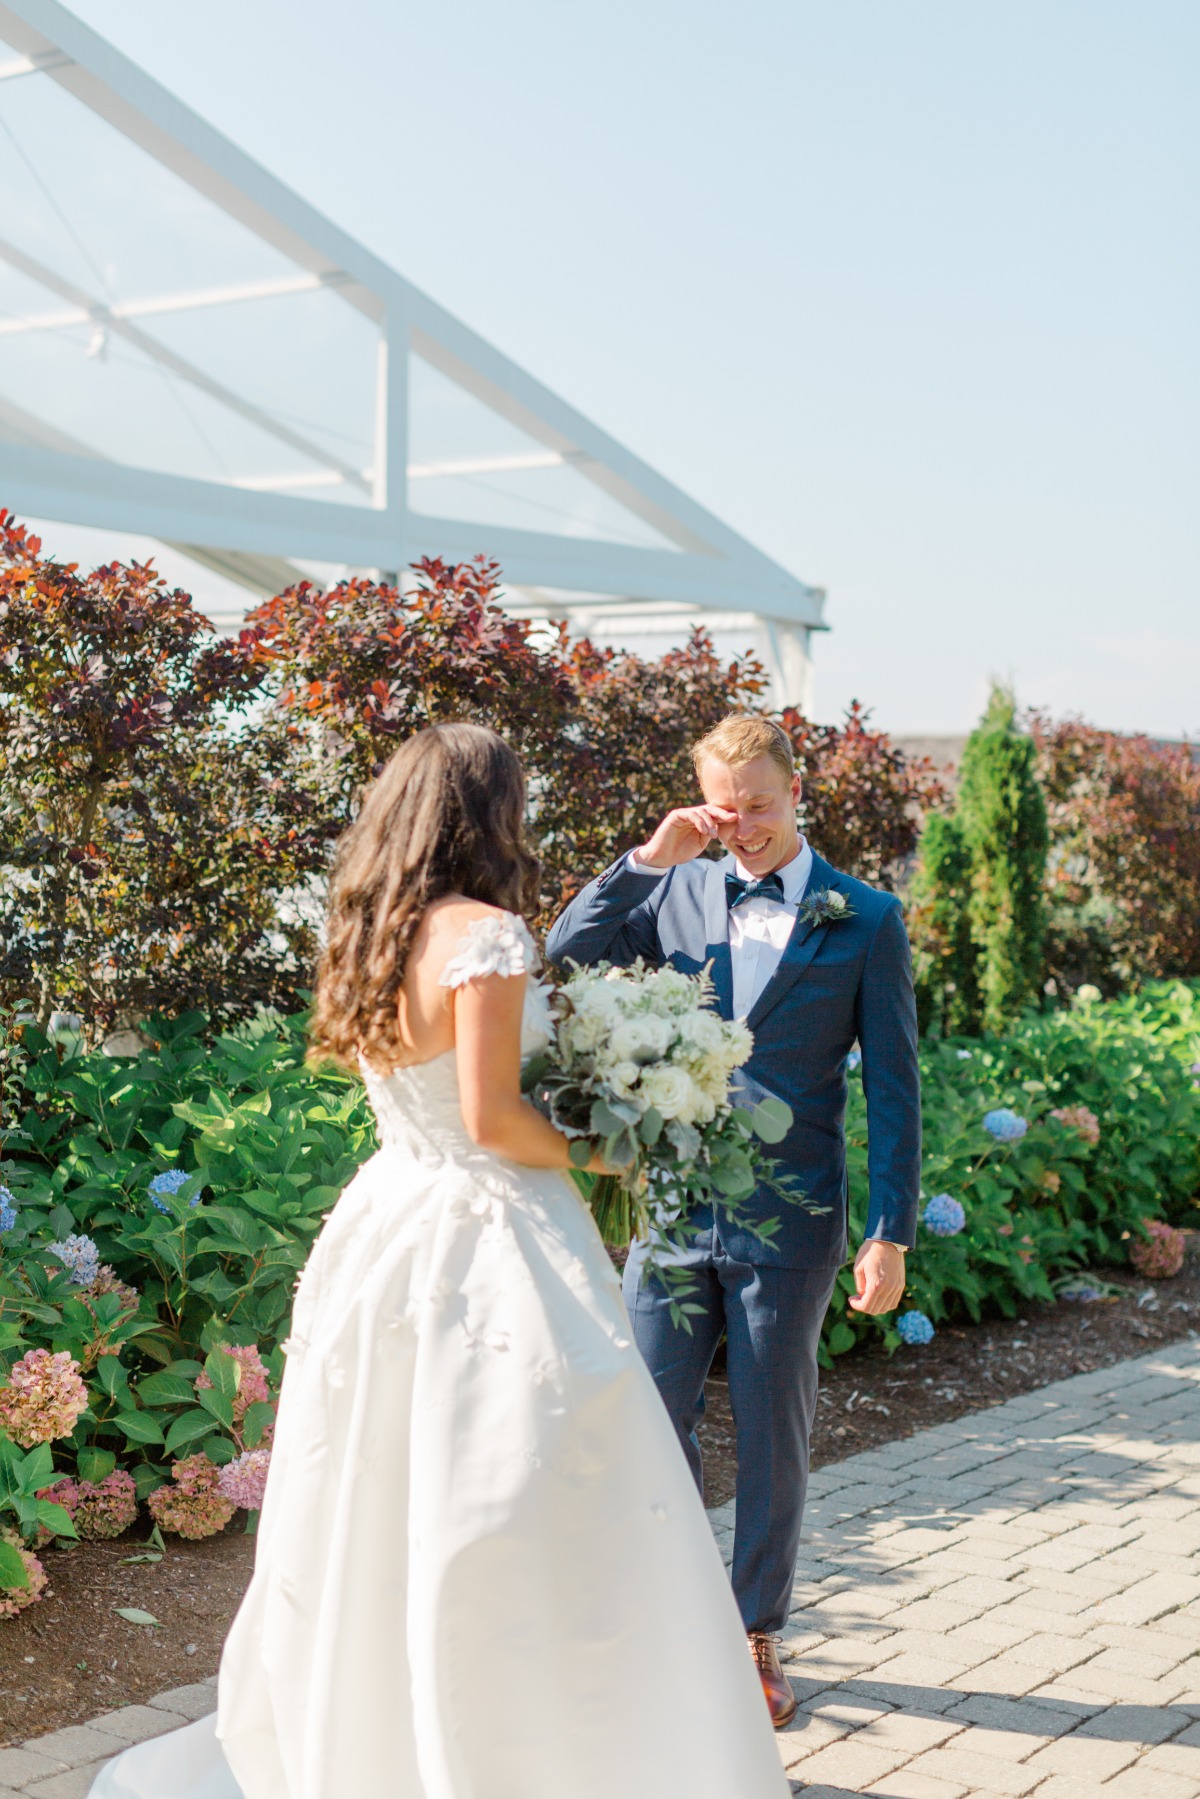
[627,840,813,1019]
[724,841,813,1019]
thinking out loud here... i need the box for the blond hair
[692,714,794,783]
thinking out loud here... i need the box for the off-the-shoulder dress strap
[438,911,538,989]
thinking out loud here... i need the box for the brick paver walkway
[3,1342,1198,1797]
[711,1338,1200,1796]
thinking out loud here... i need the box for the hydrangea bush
[0,1009,375,1613]
[828,978,1200,1362]
[0,980,1196,1609]
[1129,1219,1186,1280]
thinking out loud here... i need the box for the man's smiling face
[697,752,802,876]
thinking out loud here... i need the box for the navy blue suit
[547,848,921,1631]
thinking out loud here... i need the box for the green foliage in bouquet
[527,960,820,1326]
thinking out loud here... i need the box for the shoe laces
[748,1632,782,1670]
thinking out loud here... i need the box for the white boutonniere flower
[798,887,856,927]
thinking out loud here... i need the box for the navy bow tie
[725,870,786,910]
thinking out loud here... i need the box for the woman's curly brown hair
[310,723,540,1072]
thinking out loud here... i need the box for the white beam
[408,451,563,480]
[0,44,64,79]
[0,232,373,495]
[0,442,826,624]
[0,270,345,337]
[0,0,826,633]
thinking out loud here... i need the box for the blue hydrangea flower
[846,1049,862,1072]
[50,1233,101,1287]
[983,1108,1028,1143]
[923,1193,966,1237]
[896,1309,935,1345]
[148,1168,199,1211]
[0,1185,16,1233]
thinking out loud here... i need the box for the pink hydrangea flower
[1050,1105,1101,1146]
[0,1529,47,1618]
[147,1453,236,1539]
[0,1349,88,1447]
[39,1471,137,1540]
[86,1266,141,1314]
[195,1345,270,1423]
[1129,1219,1186,1280]
[218,1447,271,1512]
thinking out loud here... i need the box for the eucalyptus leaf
[637,1107,664,1147]
[751,1097,793,1145]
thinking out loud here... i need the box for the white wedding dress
[90,915,788,1799]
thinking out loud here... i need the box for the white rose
[610,1014,674,1064]
[607,1061,642,1099]
[677,1010,726,1055]
[640,1064,702,1121]
[570,978,623,1020]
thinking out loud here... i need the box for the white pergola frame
[0,0,826,652]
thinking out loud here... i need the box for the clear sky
[42,1,1200,734]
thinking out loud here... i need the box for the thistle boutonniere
[798,887,856,927]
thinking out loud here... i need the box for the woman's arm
[453,970,601,1169]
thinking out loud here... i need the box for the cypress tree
[909,812,978,1036]
[910,686,1048,1035]
[957,686,1049,1032]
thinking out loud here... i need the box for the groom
[547,714,920,1727]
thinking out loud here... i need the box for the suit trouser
[623,1230,840,1636]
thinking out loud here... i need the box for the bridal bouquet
[524,960,815,1320]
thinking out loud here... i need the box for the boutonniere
[798,887,856,927]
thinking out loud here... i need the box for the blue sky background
[54,1,1200,735]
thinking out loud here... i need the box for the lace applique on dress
[439,912,537,989]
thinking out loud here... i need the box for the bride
[90,723,789,1799]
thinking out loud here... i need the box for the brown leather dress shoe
[748,1632,798,1729]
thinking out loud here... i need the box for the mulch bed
[4,1238,1197,1744]
[0,1525,254,1745]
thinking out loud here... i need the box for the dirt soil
[0,1526,255,1746]
[5,1239,1198,1745]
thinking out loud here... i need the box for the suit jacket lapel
[702,857,734,1020]
[744,851,839,1033]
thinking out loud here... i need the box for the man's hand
[847,1241,907,1315]
[636,804,738,870]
